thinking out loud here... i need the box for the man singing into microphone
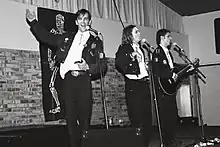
[152,29,188,147]
[115,25,153,147]
[26,8,107,147]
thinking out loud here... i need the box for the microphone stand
[184,71,220,147]
[142,44,164,147]
[174,49,206,83]
[173,49,220,147]
[95,33,109,130]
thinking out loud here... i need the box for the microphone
[141,39,153,48]
[86,26,100,35]
[172,42,185,53]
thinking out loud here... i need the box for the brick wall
[91,58,129,126]
[0,48,43,127]
[0,48,129,128]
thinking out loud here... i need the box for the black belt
[138,76,149,82]
[70,70,88,77]
[127,76,149,82]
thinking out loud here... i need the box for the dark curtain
[37,7,77,121]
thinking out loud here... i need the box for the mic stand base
[185,136,220,147]
[184,73,220,147]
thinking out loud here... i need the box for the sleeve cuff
[29,19,38,28]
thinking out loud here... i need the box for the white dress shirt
[60,30,90,79]
[160,44,174,69]
[160,44,177,80]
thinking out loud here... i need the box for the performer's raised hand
[26,9,36,22]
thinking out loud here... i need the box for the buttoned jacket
[115,43,146,76]
[29,19,107,80]
[152,46,185,82]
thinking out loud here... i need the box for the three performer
[26,8,195,147]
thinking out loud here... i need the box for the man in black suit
[26,8,107,147]
[152,29,178,147]
[152,29,194,147]
[115,25,153,147]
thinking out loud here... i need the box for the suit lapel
[159,46,171,68]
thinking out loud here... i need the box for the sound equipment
[214,18,220,54]
[0,126,146,147]
[82,128,145,147]
[0,135,22,147]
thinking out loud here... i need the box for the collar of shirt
[74,30,90,47]
[132,43,140,51]
[160,44,169,54]
[76,30,90,40]
[159,44,174,69]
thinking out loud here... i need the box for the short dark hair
[122,25,136,44]
[156,29,170,46]
[76,9,91,21]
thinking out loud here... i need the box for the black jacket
[152,46,186,83]
[29,19,107,80]
[115,43,146,76]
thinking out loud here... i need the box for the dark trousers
[62,71,92,147]
[157,91,178,145]
[125,78,153,147]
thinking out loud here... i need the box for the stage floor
[0,122,220,147]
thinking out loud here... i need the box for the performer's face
[75,13,91,32]
[131,27,141,44]
[161,32,172,47]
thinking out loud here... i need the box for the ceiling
[158,0,220,16]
